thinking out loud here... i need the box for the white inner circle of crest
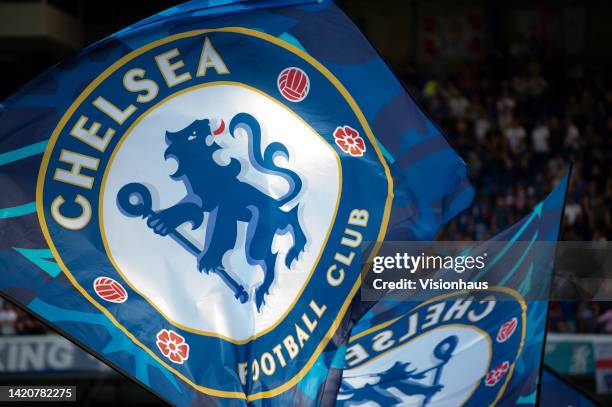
[341,327,491,406]
[102,83,340,340]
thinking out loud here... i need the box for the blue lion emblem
[117,113,306,310]
[339,336,457,406]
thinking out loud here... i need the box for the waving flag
[540,366,601,407]
[336,174,568,406]
[0,0,471,405]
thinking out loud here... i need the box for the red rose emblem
[484,361,510,386]
[156,329,190,364]
[333,125,366,157]
[496,317,518,343]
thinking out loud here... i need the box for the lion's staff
[116,182,249,304]
[420,335,458,406]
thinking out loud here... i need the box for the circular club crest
[340,289,526,406]
[277,67,310,102]
[36,28,392,399]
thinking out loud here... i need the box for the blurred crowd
[549,301,612,334]
[408,47,611,333]
[416,63,611,242]
[0,297,47,335]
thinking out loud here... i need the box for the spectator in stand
[577,302,599,333]
[598,305,612,333]
[447,84,470,119]
[474,111,491,142]
[14,309,47,335]
[564,118,581,152]
[564,200,584,228]
[504,118,527,154]
[0,302,17,335]
[531,119,550,157]
[496,86,516,130]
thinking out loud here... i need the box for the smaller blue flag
[336,174,568,406]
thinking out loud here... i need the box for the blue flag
[540,366,600,407]
[0,1,471,405]
[336,174,568,406]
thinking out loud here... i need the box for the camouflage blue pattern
[0,1,472,405]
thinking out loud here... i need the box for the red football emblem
[485,361,510,386]
[94,277,128,303]
[277,67,310,102]
[496,317,518,343]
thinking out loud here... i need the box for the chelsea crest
[340,288,526,406]
[36,28,392,400]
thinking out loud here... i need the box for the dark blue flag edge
[535,167,571,406]
[541,364,604,407]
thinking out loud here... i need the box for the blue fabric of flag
[0,1,472,405]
